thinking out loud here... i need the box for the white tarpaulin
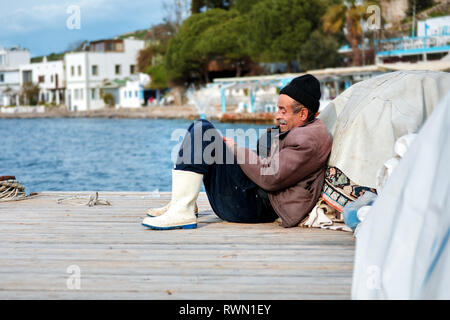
[318,70,450,189]
[351,91,450,299]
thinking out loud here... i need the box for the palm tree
[322,0,367,66]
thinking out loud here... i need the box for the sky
[0,0,174,57]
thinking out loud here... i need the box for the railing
[376,35,450,56]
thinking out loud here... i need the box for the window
[93,42,104,52]
[135,90,138,98]
[124,91,127,98]
[91,88,97,100]
[38,75,45,83]
[92,65,98,76]
[78,65,82,76]
[50,75,54,83]
[74,89,79,100]
[0,73,4,82]
[0,55,4,65]
[71,66,75,76]
[130,65,136,74]
[22,71,32,83]
[115,64,121,75]
[129,91,132,98]
[80,89,83,99]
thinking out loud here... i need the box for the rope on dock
[57,192,111,207]
[0,178,28,202]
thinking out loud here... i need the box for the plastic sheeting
[319,71,450,189]
[351,92,450,300]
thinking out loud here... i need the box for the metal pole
[412,0,416,37]
[361,18,366,66]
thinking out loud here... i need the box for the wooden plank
[0,191,355,299]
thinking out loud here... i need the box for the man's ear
[299,107,309,122]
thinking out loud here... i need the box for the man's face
[275,94,308,132]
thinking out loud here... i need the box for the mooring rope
[0,178,29,202]
[0,176,110,206]
[57,192,111,207]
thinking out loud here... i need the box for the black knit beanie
[280,74,321,114]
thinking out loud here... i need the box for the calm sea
[0,118,268,193]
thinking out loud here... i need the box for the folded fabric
[343,191,377,232]
[301,204,333,228]
[300,198,352,232]
[376,133,417,191]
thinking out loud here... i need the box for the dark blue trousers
[175,119,278,223]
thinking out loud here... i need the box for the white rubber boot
[147,201,198,217]
[142,170,203,230]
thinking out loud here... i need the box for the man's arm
[225,136,320,192]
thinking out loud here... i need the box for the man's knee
[194,118,214,129]
[188,119,216,136]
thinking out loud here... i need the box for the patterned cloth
[300,166,377,232]
[321,166,377,213]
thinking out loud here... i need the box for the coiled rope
[0,176,30,202]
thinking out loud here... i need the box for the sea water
[0,118,268,193]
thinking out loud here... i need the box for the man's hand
[223,136,236,150]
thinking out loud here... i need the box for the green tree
[137,23,175,89]
[145,65,168,89]
[246,0,325,72]
[100,90,115,108]
[204,0,233,9]
[322,0,367,66]
[232,0,262,14]
[191,0,234,13]
[164,9,246,84]
[408,0,434,16]
[20,83,40,106]
[298,30,342,70]
[191,0,203,13]
[196,11,251,77]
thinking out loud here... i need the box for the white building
[417,15,450,37]
[19,57,65,105]
[64,38,145,111]
[115,73,150,108]
[0,47,30,106]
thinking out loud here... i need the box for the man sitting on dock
[142,74,332,230]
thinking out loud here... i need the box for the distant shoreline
[0,106,275,124]
[0,105,198,120]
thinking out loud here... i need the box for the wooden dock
[0,192,355,299]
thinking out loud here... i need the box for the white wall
[0,70,20,87]
[417,15,450,37]
[0,48,30,106]
[65,39,145,111]
[0,48,30,68]
[0,49,30,87]
[20,60,65,89]
[118,80,144,108]
[0,70,21,106]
